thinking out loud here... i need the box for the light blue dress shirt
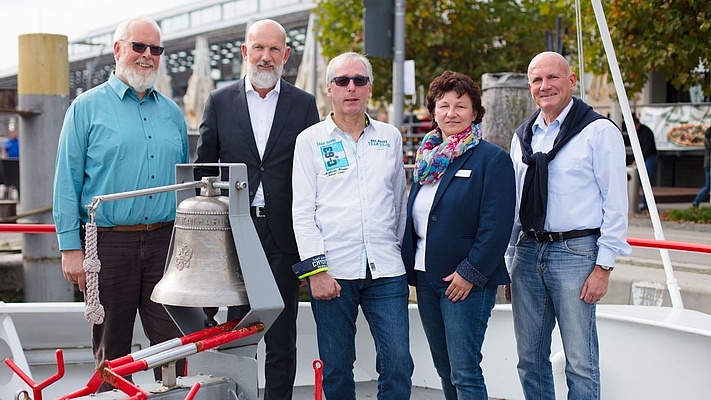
[53,73,189,251]
[508,99,631,268]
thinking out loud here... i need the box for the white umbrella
[154,54,173,98]
[183,35,215,131]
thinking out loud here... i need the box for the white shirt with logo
[292,114,407,280]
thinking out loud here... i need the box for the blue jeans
[309,274,413,400]
[415,271,496,400]
[694,166,710,205]
[510,234,600,400]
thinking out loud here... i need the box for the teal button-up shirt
[53,73,189,250]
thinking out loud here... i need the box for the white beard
[247,61,283,89]
[117,57,158,93]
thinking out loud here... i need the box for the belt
[96,221,174,232]
[526,228,600,242]
[250,206,267,218]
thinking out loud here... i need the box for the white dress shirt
[412,179,440,272]
[292,114,407,280]
[507,99,632,268]
[245,76,280,207]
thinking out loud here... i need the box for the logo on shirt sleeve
[320,141,349,173]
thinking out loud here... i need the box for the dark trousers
[92,225,185,390]
[252,217,301,400]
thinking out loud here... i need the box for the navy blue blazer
[194,78,320,254]
[402,140,516,288]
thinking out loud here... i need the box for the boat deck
[285,382,444,399]
[4,302,711,399]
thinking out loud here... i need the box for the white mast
[589,0,684,308]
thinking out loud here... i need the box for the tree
[315,0,711,105]
[315,0,553,108]
[544,0,711,99]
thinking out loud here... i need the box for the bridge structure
[0,0,316,133]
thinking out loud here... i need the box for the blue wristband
[292,254,329,280]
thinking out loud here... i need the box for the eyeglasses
[120,40,165,56]
[331,76,370,87]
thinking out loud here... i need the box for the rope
[575,0,586,102]
[83,222,105,325]
[0,205,53,223]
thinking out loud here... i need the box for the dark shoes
[692,201,700,209]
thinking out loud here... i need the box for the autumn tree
[315,0,554,107]
[315,0,711,104]
[541,0,711,99]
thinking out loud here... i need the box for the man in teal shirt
[53,16,188,390]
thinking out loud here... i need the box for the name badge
[455,169,472,178]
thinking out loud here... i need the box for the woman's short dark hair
[426,71,486,129]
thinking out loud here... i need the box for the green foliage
[551,0,711,98]
[668,207,711,224]
[316,0,711,105]
[316,0,551,107]
[0,289,23,302]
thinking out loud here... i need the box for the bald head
[246,19,287,47]
[528,51,571,77]
[527,51,577,123]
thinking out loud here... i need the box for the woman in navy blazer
[401,71,516,399]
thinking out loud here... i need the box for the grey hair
[113,16,162,45]
[325,52,373,86]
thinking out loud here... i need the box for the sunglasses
[120,40,165,56]
[331,75,370,87]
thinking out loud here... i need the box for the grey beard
[117,59,158,93]
[248,64,282,89]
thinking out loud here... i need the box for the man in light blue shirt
[506,51,631,400]
[53,16,188,391]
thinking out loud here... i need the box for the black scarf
[515,97,606,232]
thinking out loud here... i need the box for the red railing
[3,224,711,254]
[1,223,56,233]
[627,238,711,254]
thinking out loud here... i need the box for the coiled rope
[83,216,104,324]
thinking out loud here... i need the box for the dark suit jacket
[194,78,320,254]
[402,141,516,288]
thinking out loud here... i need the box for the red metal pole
[313,359,323,400]
[185,383,202,400]
[0,223,55,233]
[57,322,264,399]
[4,349,65,400]
[4,223,711,255]
[627,237,711,254]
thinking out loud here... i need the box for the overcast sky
[0,0,195,73]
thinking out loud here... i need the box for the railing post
[18,34,73,301]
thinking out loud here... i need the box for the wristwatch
[598,264,614,271]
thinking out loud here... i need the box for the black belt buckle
[528,228,599,242]
[528,230,561,242]
[252,206,266,218]
[537,231,557,242]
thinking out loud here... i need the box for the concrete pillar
[18,34,73,301]
[481,73,536,152]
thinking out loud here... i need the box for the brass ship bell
[151,191,249,309]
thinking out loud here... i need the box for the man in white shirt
[291,52,413,399]
[506,51,631,400]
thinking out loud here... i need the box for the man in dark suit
[194,19,320,400]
